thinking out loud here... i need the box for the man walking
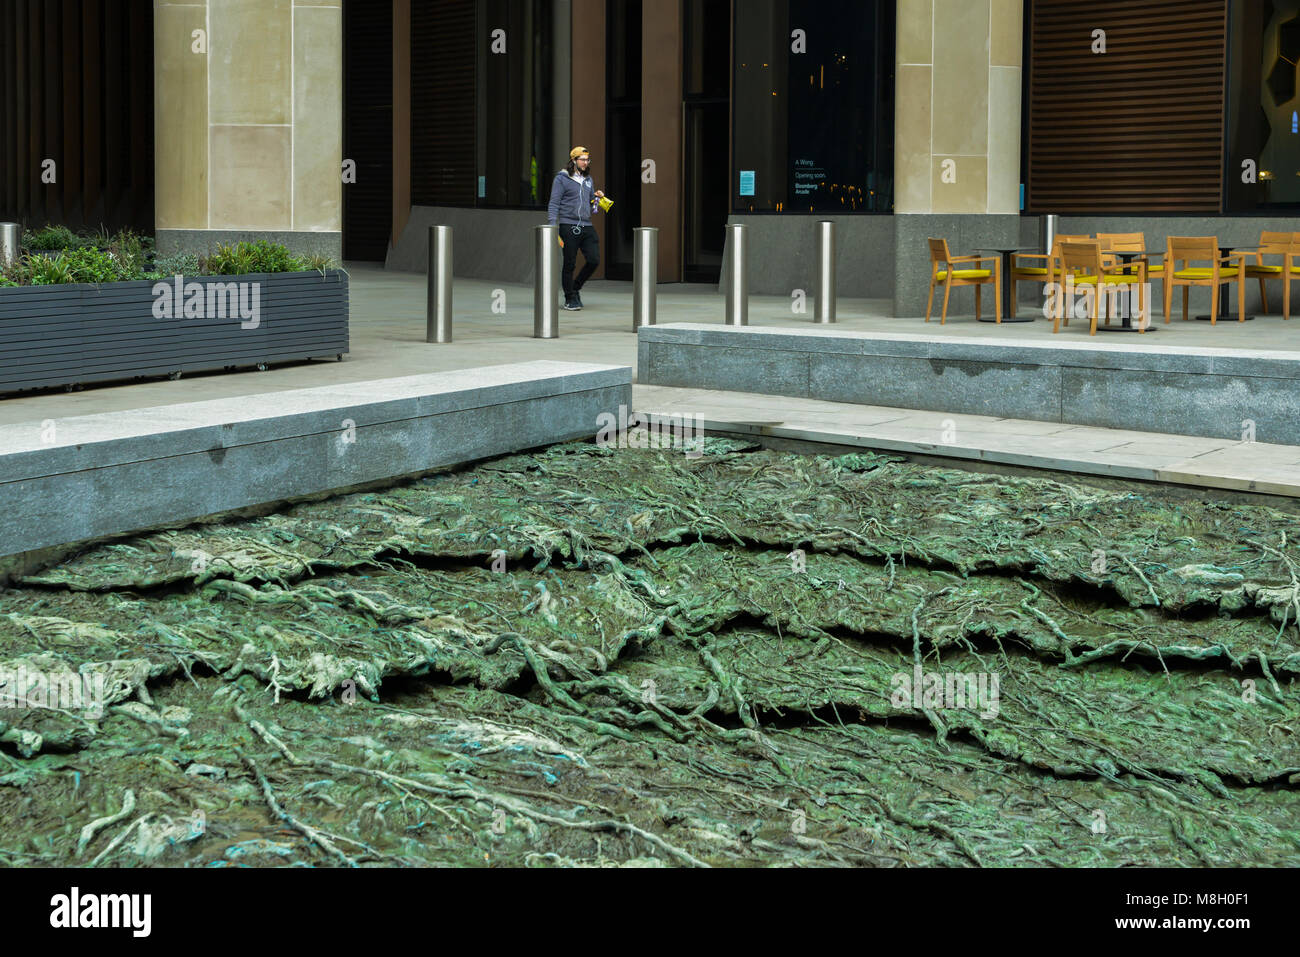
[547,146,605,311]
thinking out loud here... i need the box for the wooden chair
[1244,231,1299,318]
[1041,237,1106,327]
[925,238,1002,324]
[1163,237,1247,325]
[1011,234,1091,320]
[1054,240,1148,335]
[1097,232,1164,282]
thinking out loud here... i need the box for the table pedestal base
[1096,323,1158,333]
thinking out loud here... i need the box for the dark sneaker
[573,290,584,308]
[563,299,582,311]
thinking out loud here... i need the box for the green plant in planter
[203,243,252,275]
[25,224,81,251]
[105,229,153,279]
[299,252,338,276]
[28,253,76,284]
[68,248,119,283]
[78,225,112,249]
[0,255,31,286]
[147,252,201,280]
[21,247,142,285]
[204,239,307,275]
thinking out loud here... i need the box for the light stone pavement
[3,262,1300,495]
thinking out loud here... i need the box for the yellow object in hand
[598,196,614,213]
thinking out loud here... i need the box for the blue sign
[478,176,486,198]
[739,170,756,196]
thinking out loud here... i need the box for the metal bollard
[426,225,453,343]
[815,220,836,324]
[724,223,748,326]
[535,225,559,338]
[1042,213,1058,255]
[633,227,658,330]
[0,223,20,265]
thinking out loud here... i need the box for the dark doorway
[343,0,393,261]
[683,0,730,282]
[605,0,642,281]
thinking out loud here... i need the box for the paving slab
[634,384,1300,498]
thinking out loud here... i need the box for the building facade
[2,0,1298,315]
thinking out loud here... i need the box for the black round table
[974,247,1035,322]
[1093,250,1158,333]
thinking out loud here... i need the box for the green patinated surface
[0,437,1297,867]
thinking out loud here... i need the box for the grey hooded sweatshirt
[547,170,604,227]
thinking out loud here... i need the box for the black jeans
[560,223,600,299]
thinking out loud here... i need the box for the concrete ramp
[0,360,630,559]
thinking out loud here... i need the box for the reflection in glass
[732,0,894,214]
[1227,0,1300,210]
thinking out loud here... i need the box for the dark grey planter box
[0,270,349,394]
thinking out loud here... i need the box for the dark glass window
[732,0,894,213]
[412,0,557,208]
[1226,1,1300,211]
[479,0,556,207]
[684,0,731,281]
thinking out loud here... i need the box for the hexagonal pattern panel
[1269,16,1300,105]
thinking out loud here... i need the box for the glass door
[604,0,642,280]
[683,0,731,282]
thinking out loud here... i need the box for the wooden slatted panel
[411,0,476,205]
[61,0,83,225]
[0,2,21,219]
[128,0,151,225]
[0,0,153,232]
[82,0,103,223]
[26,0,41,216]
[1026,0,1227,213]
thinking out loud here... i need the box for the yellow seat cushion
[1012,266,1049,276]
[935,269,991,281]
[1172,268,1237,279]
[1070,274,1145,284]
[1102,263,1163,274]
[1244,264,1299,275]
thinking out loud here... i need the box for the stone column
[893,0,1022,316]
[154,0,342,259]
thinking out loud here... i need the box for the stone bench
[0,360,631,559]
[638,323,1300,447]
